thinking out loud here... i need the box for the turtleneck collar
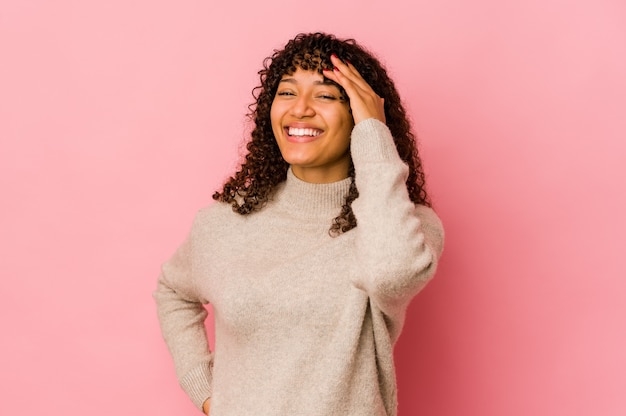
[272,168,352,219]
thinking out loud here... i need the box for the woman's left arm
[349,119,444,317]
[324,56,444,318]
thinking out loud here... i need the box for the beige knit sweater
[154,118,444,416]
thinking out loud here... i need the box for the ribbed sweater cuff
[180,361,212,410]
[350,118,400,164]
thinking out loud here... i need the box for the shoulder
[196,200,233,219]
[190,201,238,235]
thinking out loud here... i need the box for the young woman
[154,32,444,416]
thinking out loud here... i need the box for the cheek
[325,105,352,128]
[333,104,353,125]
[336,112,354,139]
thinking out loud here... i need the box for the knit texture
[154,118,444,415]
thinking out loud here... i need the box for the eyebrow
[278,77,336,86]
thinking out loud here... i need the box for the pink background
[2,0,625,414]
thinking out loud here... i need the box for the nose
[290,95,315,118]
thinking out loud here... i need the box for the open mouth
[286,127,323,138]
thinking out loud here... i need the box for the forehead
[279,68,337,87]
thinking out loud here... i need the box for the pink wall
[2,0,624,414]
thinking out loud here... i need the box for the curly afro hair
[213,32,431,236]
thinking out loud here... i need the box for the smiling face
[270,68,354,183]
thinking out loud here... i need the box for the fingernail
[331,53,338,59]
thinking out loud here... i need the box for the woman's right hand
[202,398,211,415]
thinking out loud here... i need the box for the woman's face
[270,68,354,183]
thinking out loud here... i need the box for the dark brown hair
[213,32,431,235]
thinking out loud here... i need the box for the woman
[154,32,444,416]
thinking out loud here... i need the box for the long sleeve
[153,119,443,415]
[153,223,213,410]
[349,118,444,330]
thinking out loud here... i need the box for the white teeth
[288,127,322,137]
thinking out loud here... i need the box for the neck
[290,159,350,184]
[274,168,352,219]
